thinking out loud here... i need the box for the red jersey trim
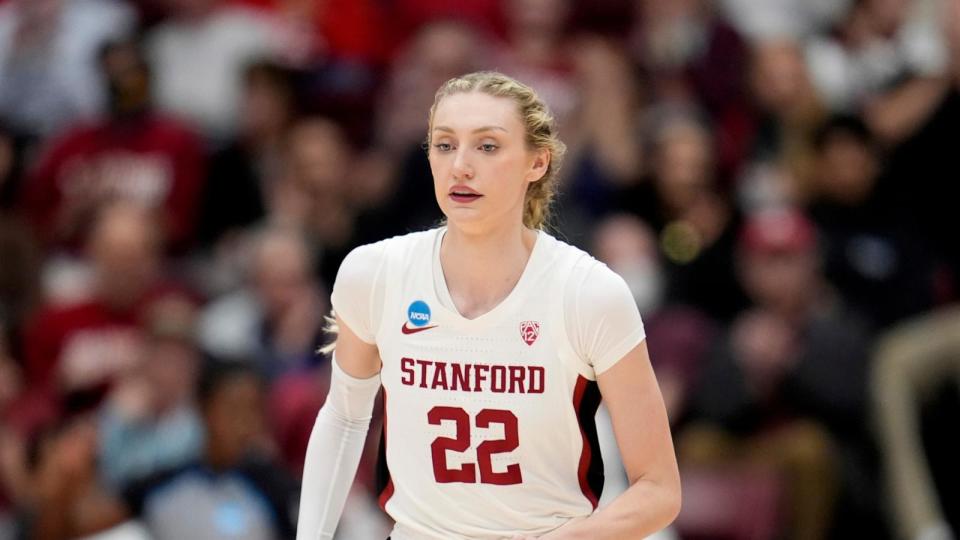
[573,375,604,509]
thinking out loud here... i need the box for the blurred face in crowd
[101,42,151,116]
[863,0,909,36]
[142,297,199,410]
[653,119,714,215]
[593,214,665,315]
[87,203,162,310]
[204,372,266,469]
[504,0,570,37]
[410,23,483,90]
[636,0,707,67]
[750,41,811,114]
[815,131,879,205]
[287,118,350,196]
[240,66,294,142]
[252,230,313,320]
[740,248,819,315]
[429,91,548,235]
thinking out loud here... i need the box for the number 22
[428,406,522,485]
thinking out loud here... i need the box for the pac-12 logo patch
[402,300,437,334]
[520,321,540,346]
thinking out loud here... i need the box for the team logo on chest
[520,321,540,346]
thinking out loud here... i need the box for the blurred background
[1,0,959,538]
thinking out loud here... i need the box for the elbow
[664,481,682,526]
[650,473,683,532]
[664,463,683,525]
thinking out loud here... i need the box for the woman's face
[428,91,548,234]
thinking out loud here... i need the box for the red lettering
[400,357,415,386]
[431,361,449,390]
[529,366,545,394]
[490,365,507,393]
[451,363,471,391]
[508,366,526,393]
[416,359,431,388]
[428,406,476,483]
[474,364,490,392]
[476,409,522,485]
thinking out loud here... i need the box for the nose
[451,148,474,180]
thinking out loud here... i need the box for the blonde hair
[319,72,565,356]
[427,71,566,230]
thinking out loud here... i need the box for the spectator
[145,0,283,139]
[683,207,875,539]
[497,0,578,128]
[805,0,948,116]
[19,202,181,423]
[616,111,748,322]
[97,295,203,489]
[883,0,960,299]
[24,417,138,540]
[629,0,751,179]
[557,36,644,235]
[197,59,296,251]
[123,361,297,540]
[19,38,207,254]
[267,116,358,286]
[198,225,326,379]
[0,0,136,139]
[808,114,937,328]
[742,39,826,205]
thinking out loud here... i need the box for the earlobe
[528,150,550,183]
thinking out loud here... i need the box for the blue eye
[479,144,498,153]
[434,143,453,152]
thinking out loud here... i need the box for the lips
[449,185,482,203]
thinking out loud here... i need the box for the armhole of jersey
[556,253,598,382]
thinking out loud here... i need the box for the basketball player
[297,72,680,540]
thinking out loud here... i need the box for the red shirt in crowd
[20,114,206,253]
[19,285,185,422]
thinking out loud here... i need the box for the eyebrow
[432,125,508,134]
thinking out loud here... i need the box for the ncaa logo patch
[407,300,432,327]
[520,321,540,346]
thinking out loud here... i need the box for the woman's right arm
[296,316,382,540]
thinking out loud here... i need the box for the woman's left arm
[545,339,681,539]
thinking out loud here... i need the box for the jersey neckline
[429,226,547,328]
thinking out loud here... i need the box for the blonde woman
[297,71,680,540]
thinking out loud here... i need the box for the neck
[440,221,538,319]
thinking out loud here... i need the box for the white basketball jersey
[369,228,614,540]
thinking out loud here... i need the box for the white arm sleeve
[330,242,388,344]
[296,357,381,540]
[566,260,647,376]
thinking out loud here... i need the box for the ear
[526,148,551,184]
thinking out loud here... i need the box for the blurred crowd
[1,0,960,538]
